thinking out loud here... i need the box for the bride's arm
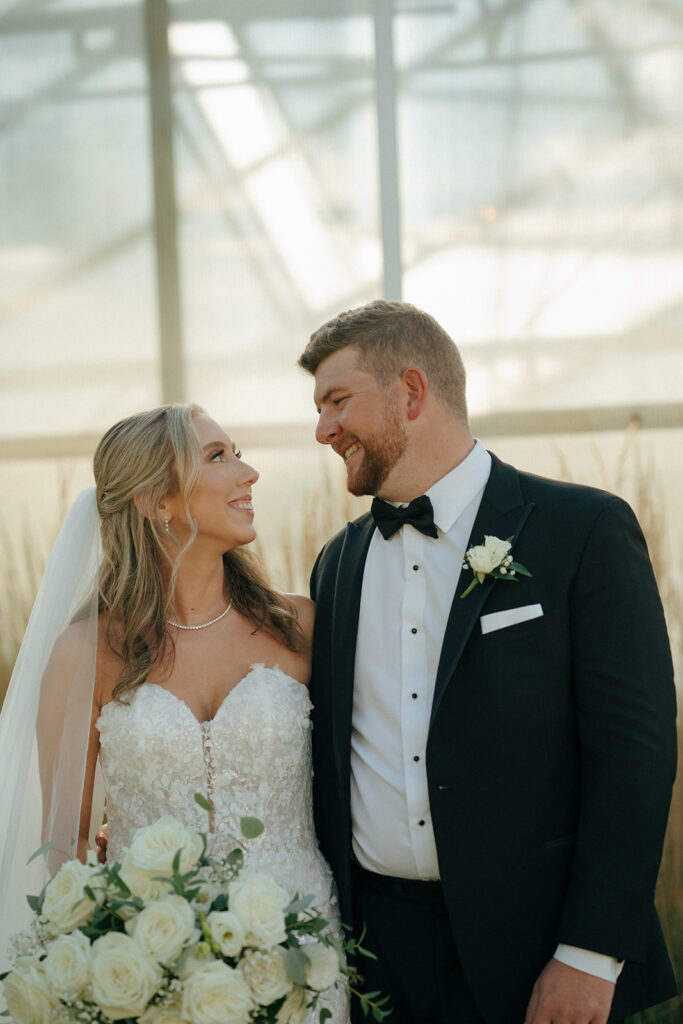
[286,594,315,650]
[78,699,102,862]
[37,620,100,869]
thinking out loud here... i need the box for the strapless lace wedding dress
[96,663,349,1023]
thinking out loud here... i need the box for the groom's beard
[345,405,408,497]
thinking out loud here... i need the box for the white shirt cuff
[554,944,624,983]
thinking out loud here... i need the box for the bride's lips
[228,495,254,515]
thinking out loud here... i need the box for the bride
[0,403,349,1023]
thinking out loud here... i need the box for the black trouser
[351,862,484,1024]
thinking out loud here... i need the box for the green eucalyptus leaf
[226,849,244,871]
[509,561,532,577]
[109,872,131,897]
[284,894,315,914]
[26,842,53,865]
[240,816,264,839]
[194,793,214,813]
[109,898,144,915]
[284,946,310,986]
[211,894,228,912]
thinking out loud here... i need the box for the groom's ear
[401,366,428,421]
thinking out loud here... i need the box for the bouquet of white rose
[1,806,389,1024]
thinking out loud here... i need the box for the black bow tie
[371,495,438,540]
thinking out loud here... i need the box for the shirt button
[412,564,419,571]
[411,627,418,634]
[413,755,420,762]
[411,693,418,700]
[418,819,425,827]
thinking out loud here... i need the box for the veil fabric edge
[0,487,101,971]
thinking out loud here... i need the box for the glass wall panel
[397,1,683,417]
[0,2,159,440]
[169,3,379,426]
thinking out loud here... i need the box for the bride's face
[164,413,259,552]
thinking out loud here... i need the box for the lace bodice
[96,664,349,1022]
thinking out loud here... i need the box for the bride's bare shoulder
[46,616,95,668]
[283,594,315,646]
[47,615,122,702]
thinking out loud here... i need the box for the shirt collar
[426,439,491,534]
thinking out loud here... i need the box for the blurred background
[0,1,681,1018]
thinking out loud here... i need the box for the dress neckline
[98,663,308,727]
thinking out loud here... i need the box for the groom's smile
[342,441,362,462]
[313,346,409,497]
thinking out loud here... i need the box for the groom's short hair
[299,300,468,425]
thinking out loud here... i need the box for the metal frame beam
[4,403,683,461]
[145,0,185,403]
[373,0,403,300]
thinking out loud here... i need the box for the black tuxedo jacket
[309,453,678,1023]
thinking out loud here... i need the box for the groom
[298,300,678,1024]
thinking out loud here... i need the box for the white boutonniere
[460,535,532,599]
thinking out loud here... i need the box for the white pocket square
[480,603,543,635]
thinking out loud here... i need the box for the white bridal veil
[0,488,101,970]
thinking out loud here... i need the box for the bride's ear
[132,492,149,518]
[133,492,166,522]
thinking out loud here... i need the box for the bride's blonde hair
[94,403,305,700]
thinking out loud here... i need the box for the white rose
[228,872,288,949]
[91,932,161,1020]
[205,910,245,958]
[191,880,221,912]
[2,958,58,1024]
[127,816,203,876]
[275,987,309,1024]
[120,850,173,903]
[42,858,98,932]
[483,535,511,563]
[240,947,292,1005]
[466,536,511,576]
[125,894,197,965]
[181,961,253,1024]
[44,930,92,1000]
[139,1002,187,1024]
[304,942,340,991]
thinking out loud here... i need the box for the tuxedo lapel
[328,514,375,786]
[429,456,535,730]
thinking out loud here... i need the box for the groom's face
[313,346,408,497]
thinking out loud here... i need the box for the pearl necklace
[167,602,232,631]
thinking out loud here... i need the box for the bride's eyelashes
[207,447,242,463]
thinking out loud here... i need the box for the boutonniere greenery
[460,535,532,599]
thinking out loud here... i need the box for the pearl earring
[163,515,169,533]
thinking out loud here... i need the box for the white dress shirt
[350,439,621,983]
[351,440,491,878]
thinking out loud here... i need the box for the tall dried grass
[0,474,71,707]
[565,429,682,1024]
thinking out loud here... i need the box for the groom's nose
[315,409,341,445]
